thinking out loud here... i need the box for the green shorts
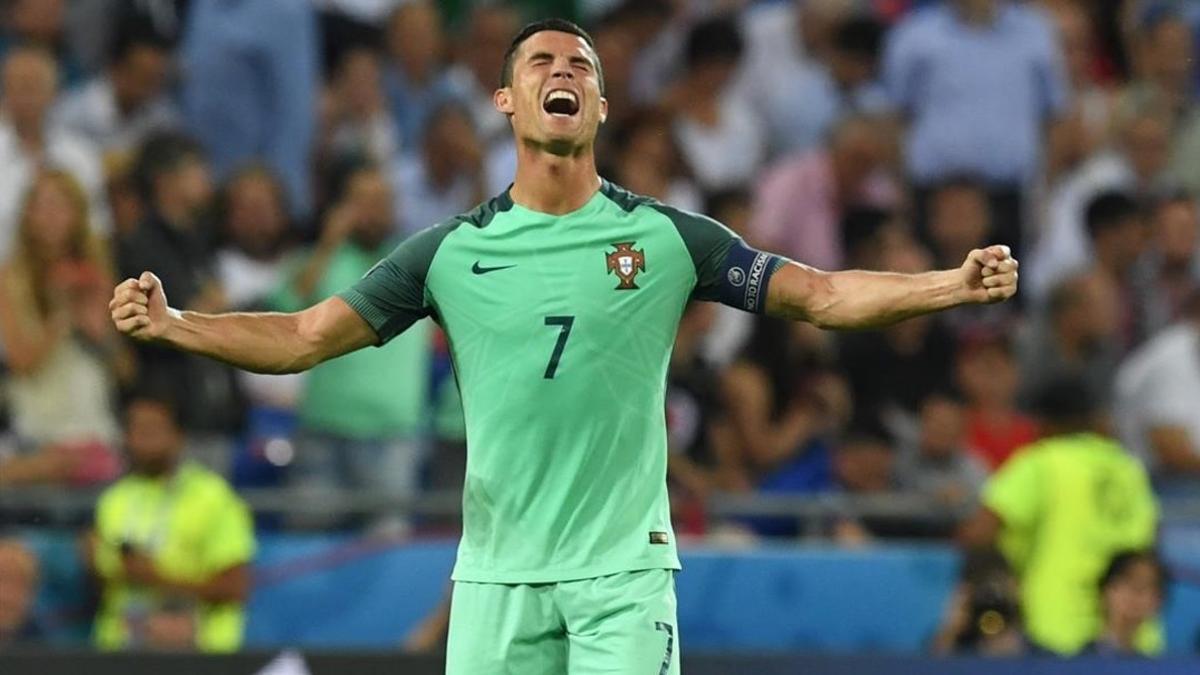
[445,568,680,675]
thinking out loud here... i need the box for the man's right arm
[110,271,376,374]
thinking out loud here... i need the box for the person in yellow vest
[86,394,255,652]
[959,377,1160,655]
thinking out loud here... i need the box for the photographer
[932,548,1037,656]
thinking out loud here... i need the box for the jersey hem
[450,556,683,584]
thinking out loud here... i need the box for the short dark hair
[1085,190,1141,241]
[833,16,884,60]
[684,15,743,70]
[1031,376,1098,429]
[133,132,204,201]
[500,19,604,94]
[108,19,173,66]
[1099,550,1168,597]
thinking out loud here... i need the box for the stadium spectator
[382,0,456,147]
[896,392,988,509]
[0,538,40,647]
[959,377,1160,655]
[605,106,700,212]
[119,133,244,440]
[320,47,400,171]
[1043,1,1116,184]
[955,333,1039,471]
[923,177,990,272]
[1121,7,1196,128]
[270,164,429,528]
[391,102,494,235]
[1083,550,1169,657]
[747,114,900,272]
[1114,291,1200,485]
[723,316,845,492]
[1079,190,1152,348]
[667,302,744,503]
[735,0,854,157]
[87,394,255,652]
[838,240,958,426]
[826,428,898,545]
[1018,273,1123,411]
[180,0,318,216]
[214,165,303,416]
[667,14,765,192]
[215,166,295,312]
[53,21,179,156]
[0,46,110,263]
[0,0,85,87]
[1029,97,1173,304]
[932,547,1037,656]
[883,0,1069,254]
[0,170,123,487]
[445,3,520,147]
[1136,190,1200,334]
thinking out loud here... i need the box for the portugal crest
[605,241,646,290]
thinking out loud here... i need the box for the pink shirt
[748,151,899,271]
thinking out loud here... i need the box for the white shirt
[54,76,180,154]
[1026,152,1134,306]
[1115,322,1200,473]
[673,95,766,192]
[0,120,111,263]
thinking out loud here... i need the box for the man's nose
[551,61,575,80]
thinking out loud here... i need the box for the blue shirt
[181,0,317,215]
[383,66,459,145]
[883,2,1068,185]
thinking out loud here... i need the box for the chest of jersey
[424,200,695,413]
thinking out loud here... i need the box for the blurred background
[1,0,1200,672]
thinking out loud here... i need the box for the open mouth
[542,89,580,116]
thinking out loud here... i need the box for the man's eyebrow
[526,51,554,61]
[568,55,593,68]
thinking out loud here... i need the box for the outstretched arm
[110,271,376,374]
[765,246,1019,329]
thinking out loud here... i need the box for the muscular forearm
[768,265,967,330]
[158,309,320,374]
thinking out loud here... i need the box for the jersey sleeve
[982,448,1044,532]
[199,487,256,573]
[653,203,789,313]
[336,220,458,345]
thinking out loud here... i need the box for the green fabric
[275,241,431,439]
[342,182,740,583]
[446,569,679,675]
[983,433,1160,655]
[92,462,255,652]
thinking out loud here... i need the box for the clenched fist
[961,245,1019,304]
[109,271,171,340]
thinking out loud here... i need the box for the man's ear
[494,88,514,116]
[599,96,609,125]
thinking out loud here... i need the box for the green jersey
[339,181,784,583]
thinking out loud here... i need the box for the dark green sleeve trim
[650,203,738,302]
[337,219,461,345]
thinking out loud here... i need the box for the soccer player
[109,19,1018,674]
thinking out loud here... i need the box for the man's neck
[509,140,601,215]
[11,118,44,151]
[956,1,998,26]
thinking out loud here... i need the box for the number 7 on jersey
[543,315,575,379]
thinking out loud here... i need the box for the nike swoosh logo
[472,261,517,275]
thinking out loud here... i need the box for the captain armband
[714,240,789,314]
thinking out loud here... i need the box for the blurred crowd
[0,0,1198,656]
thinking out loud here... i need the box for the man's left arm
[764,246,1018,329]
